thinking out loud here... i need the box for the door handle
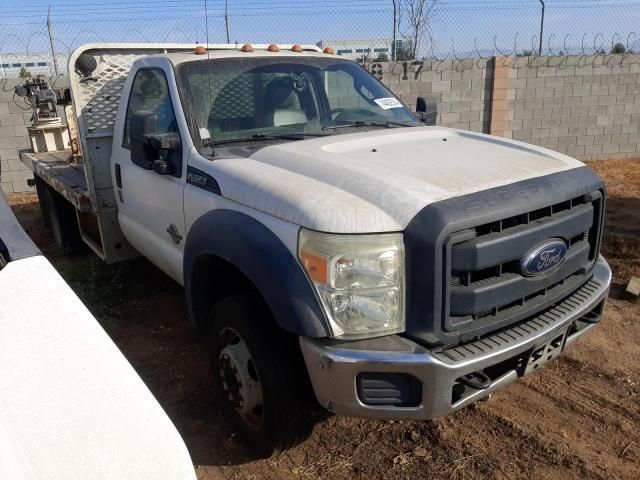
[115,163,122,188]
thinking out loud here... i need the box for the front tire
[208,293,314,457]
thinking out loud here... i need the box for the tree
[517,49,536,57]
[398,0,438,60]
[395,46,415,61]
[611,42,626,54]
[374,52,389,62]
[18,67,31,79]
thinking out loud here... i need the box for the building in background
[0,53,56,78]
[316,38,403,61]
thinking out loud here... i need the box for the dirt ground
[7,159,640,480]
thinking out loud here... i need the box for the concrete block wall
[1,56,639,194]
[372,58,493,133]
[500,54,640,161]
[0,75,68,194]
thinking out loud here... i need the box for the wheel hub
[218,328,264,431]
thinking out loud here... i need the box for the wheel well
[190,254,262,332]
[34,174,84,254]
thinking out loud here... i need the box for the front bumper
[300,256,612,421]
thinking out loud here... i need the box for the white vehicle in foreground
[20,43,611,457]
[0,193,195,480]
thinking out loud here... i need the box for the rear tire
[208,293,315,457]
[35,176,83,255]
[34,175,53,231]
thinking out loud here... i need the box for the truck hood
[213,127,584,233]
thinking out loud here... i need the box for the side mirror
[150,133,181,176]
[130,111,157,142]
[129,111,181,176]
[130,111,159,170]
[416,96,437,126]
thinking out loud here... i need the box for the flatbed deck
[20,150,92,212]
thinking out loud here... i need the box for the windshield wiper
[214,132,328,145]
[321,120,414,130]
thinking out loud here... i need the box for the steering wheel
[329,107,346,119]
[329,107,380,123]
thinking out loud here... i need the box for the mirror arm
[152,159,172,175]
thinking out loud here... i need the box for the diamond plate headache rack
[67,43,201,145]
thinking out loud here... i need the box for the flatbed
[19,150,92,212]
[20,144,137,263]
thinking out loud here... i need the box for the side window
[123,69,177,148]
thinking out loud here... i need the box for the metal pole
[224,0,230,44]
[392,0,397,61]
[47,5,59,75]
[538,0,545,56]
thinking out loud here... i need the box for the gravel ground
[7,158,640,480]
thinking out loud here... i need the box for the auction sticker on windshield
[374,97,403,109]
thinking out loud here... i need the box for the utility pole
[224,0,230,43]
[538,0,545,56]
[47,5,59,75]
[392,0,397,61]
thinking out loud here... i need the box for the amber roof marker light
[241,43,254,52]
[291,44,303,52]
[194,45,207,55]
[323,47,335,54]
[267,44,280,52]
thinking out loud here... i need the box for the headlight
[298,228,405,339]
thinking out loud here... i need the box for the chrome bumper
[300,257,612,421]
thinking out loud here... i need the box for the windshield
[175,56,419,150]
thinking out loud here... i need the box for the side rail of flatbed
[19,148,137,262]
[20,149,92,212]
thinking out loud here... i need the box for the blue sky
[1,0,640,60]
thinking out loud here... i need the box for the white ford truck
[20,43,611,457]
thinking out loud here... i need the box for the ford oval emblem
[521,239,568,277]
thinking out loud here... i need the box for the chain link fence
[1,0,640,77]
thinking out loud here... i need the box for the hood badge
[521,239,567,277]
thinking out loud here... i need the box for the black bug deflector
[403,166,606,348]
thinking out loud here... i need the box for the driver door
[112,67,186,283]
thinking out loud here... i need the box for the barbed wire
[2,30,639,73]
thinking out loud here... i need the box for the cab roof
[67,43,343,141]
[152,44,338,66]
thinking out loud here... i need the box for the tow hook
[457,371,492,390]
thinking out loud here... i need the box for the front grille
[443,191,604,336]
[449,234,588,288]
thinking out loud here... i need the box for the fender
[183,209,329,337]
